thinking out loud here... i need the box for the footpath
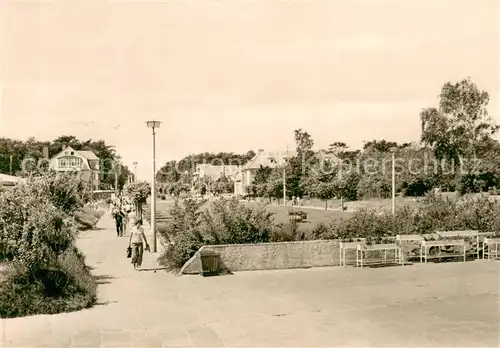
[1,212,499,347]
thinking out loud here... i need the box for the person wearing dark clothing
[113,207,125,237]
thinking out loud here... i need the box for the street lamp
[146,120,161,253]
[390,147,398,214]
[133,161,138,182]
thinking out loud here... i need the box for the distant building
[50,145,100,190]
[191,163,241,195]
[233,149,296,196]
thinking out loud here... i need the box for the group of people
[110,195,150,270]
[110,196,133,237]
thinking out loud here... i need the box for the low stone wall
[180,233,486,274]
[180,240,342,274]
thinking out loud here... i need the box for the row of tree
[156,78,500,207]
[0,135,132,190]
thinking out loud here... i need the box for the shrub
[157,232,204,272]
[74,207,104,231]
[0,184,74,267]
[403,178,433,197]
[356,175,391,199]
[0,172,98,318]
[0,248,97,318]
[457,174,483,195]
[314,192,500,241]
[158,198,275,271]
[270,220,309,242]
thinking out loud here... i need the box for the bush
[0,248,97,318]
[74,207,104,231]
[270,220,308,242]
[0,184,74,267]
[313,192,500,241]
[403,178,433,197]
[356,175,391,199]
[0,172,98,317]
[158,198,275,271]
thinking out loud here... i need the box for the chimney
[42,146,49,159]
[62,144,67,150]
[258,149,264,154]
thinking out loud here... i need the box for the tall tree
[420,78,498,170]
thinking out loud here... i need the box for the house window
[58,157,82,168]
[59,158,68,168]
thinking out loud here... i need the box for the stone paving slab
[1,214,499,347]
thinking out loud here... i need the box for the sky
[0,0,499,181]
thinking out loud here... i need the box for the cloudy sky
[0,0,498,180]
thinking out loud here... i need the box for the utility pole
[115,162,119,194]
[133,161,138,182]
[390,148,397,214]
[283,143,288,207]
[392,152,396,214]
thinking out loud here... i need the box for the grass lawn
[152,195,427,231]
[263,204,352,230]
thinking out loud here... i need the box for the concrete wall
[180,233,482,274]
[181,240,342,274]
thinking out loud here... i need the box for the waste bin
[199,250,220,277]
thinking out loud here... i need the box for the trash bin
[199,250,220,277]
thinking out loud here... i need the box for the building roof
[194,164,240,182]
[242,149,297,170]
[0,173,26,185]
[78,150,99,160]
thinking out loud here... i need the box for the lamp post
[282,147,288,207]
[146,120,161,253]
[133,161,138,182]
[390,148,397,214]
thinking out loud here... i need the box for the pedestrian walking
[113,205,125,237]
[128,219,150,270]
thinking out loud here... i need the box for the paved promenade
[1,213,499,347]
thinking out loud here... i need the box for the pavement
[1,213,500,347]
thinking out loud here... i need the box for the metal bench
[396,234,424,264]
[420,239,466,263]
[483,237,500,260]
[339,241,365,267]
[356,243,402,268]
[436,230,479,260]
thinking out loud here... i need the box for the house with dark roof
[49,145,100,190]
[234,149,296,196]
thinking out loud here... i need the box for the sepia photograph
[0,0,499,347]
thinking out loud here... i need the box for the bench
[436,230,479,260]
[420,239,466,263]
[356,243,402,268]
[396,235,424,264]
[339,241,365,267]
[483,237,500,260]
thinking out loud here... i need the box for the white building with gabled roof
[49,145,100,190]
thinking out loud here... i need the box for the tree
[420,78,498,170]
[123,181,151,219]
[313,181,336,211]
[213,175,234,195]
[363,140,399,153]
[157,160,181,184]
[266,172,284,204]
[254,165,273,186]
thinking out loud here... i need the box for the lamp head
[146,120,161,129]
